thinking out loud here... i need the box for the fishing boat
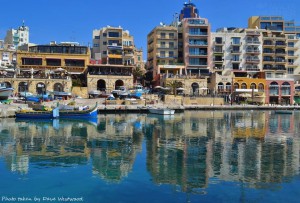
[15,107,60,119]
[0,83,14,100]
[148,107,175,115]
[59,102,98,118]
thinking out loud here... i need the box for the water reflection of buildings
[0,115,144,182]
[145,111,300,192]
[0,111,299,189]
[90,114,143,182]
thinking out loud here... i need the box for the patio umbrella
[239,93,252,97]
[54,68,66,72]
[154,86,162,89]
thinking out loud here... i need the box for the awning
[68,72,83,75]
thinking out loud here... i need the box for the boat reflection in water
[0,110,299,202]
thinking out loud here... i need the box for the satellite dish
[160,22,164,26]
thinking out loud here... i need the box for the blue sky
[0,0,299,57]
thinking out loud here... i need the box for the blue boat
[15,107,60,119]
[59,103,98,118]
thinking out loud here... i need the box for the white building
[4,21,29,47]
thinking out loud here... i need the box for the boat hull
[15,108,59,119]
[0,88,14,100]
[149,108,175,115]
[59,105,98,118]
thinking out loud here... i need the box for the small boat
[59,102,98,118]
[0,83,14,100]
[88,90,101,98]
[148,107,175,115]
[274,110,293,114]
[15,107,60,119]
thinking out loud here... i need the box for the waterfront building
[4,21,29,48]
[146,1,210,95]
[9,41,90,95]
[88,26,141,93]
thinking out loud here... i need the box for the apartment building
[147,25,183,85]
[88,26,139,93]
[146,1,209,94]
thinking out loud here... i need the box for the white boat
[88,90,101,98]
[0,83,14,100]
[148,108,175,115]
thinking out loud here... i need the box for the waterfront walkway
[1,98,300,118]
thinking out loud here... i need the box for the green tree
[132,66,145,83]
[166,80,182,95]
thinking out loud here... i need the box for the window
[160,41,166,48]
[169,51,174,57]
[103,33,107,37]
[94,36,100,39]
[138,56,141,61]
[215,37,223,44]
[232,37,240,45]
[287,68,294,74]
[103,51,107,55]
[103,41,107,45]
[169,33,174,38]
[160,51,165,57]
[241,83,247,89]
[169,42,174,48]
[232,55,240,61]
[161,33,166,38]
[108,32,120,37]
[93,44,99,47]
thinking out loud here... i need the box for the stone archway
[54,83,64,92]
[18,82,29,93]
[4,82,12,88]
[191,82,199,95]
[115,80,124,89]
[36,82,46,95]
[97,79,106,91]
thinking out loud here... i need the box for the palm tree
[166,80,183,95]
[132,66,145,84]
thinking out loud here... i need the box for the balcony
[246,31,261,36]
[231,50,242,54]
[246,59,260,64]
[274,58,286,64]
[188,32,208,36]
[246,40,260,45]
[245,66,260,71]
[246,50,260,54]
[263,50,274,55]
[275,51,286,56]
[275,42,286,47]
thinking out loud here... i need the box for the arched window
[258,83,264,91]
[250,83,256,90]
[218,82,224,91]
[241,83,247,89]
[281,82,291,95]
[234,83,239,90]
[226,82,231,92]
[269,82,279,95]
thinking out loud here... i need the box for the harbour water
[0,110,300,203]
